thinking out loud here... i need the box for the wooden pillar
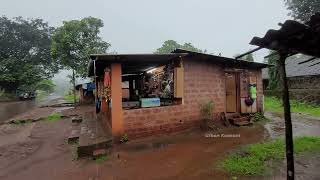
[111,63,124,136]
[277,52,294,180]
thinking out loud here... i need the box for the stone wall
[265,75,320,104]
[123,58,263,138]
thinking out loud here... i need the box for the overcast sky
[1,0,290,62]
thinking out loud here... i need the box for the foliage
[51,17,110,78]
[120,133,129,143]
[266,50,279,90]
[36,79,56,93]
[200,100,214,120]
[251,113,269,122]
[155,40,204,54]
[221,136,320,176]
[64,93,79,103]
[264,96,320,117]
[285,0,320,22]
[46,112,62,122]
[95,155,108,163]
[0,16,58,92]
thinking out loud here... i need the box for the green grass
[63,93,79,103]
[265,96,320,117]
[95,155,108,164]
[46,112,62,122]
[221,136,320,176]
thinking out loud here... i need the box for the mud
[1,106,320,180]
[264,111,320,138]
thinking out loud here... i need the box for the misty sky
[1,0,290,62]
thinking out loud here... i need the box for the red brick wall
[122,58,264,138]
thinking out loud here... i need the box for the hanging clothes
[104,71,111,87]
[249,84,257,99]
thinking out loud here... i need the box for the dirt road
[0,109,319,180]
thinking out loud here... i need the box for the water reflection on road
[0,94,62,123]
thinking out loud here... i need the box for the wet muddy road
[0,94,62,123]
[0,101,37,123]
[1,108,320,180]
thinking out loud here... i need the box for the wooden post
[277,52,294,180]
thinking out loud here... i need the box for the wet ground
[0,94,63,123]
[0,101,37,123]
[0,104,319,180]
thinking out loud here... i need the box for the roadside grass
[46,112,62,122]
[265,96,320,117]
[221,136,320,176]
[94,155,108,164]
[63,93,79,103]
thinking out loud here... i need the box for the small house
[88,49,267,138]
[262,57,320,104]
[75,82,95,104]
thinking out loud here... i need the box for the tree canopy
[155,40,204,54]
[285,0,320,22]
[51,17,110,77]
[0,16,58,92]
[36,79,56,93]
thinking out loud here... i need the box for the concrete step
[71,116,82,123]
[68,124,80,144]
[228,116,253,126]
[77,112,112,158]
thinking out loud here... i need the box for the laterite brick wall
[123,58,264,138]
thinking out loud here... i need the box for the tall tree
[0,16,58,93]
[285,0,320,22]
[155,40,203,54]
[51,17,110,103]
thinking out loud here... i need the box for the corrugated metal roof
[88,49,268,77]
[262,56,320,79]
[250,13,320,58]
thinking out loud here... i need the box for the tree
[155,40,203,54]
[51,17,110,103]
[36,79,56,93]
[285,0,320,22]
[0,16,58,93]
[244,54,254,62]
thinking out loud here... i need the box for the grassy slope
[63,93,79,103]
[46,112,62,122]
[221,136,320,176]
[265,96,320,117]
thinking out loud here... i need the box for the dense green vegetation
[285,0,320,22]
[265,96,320,117]
[221,136,320,176]
[0,16,59,93]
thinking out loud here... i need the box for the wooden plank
[226,74,237,112]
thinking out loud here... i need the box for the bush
[200,100,214,120]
